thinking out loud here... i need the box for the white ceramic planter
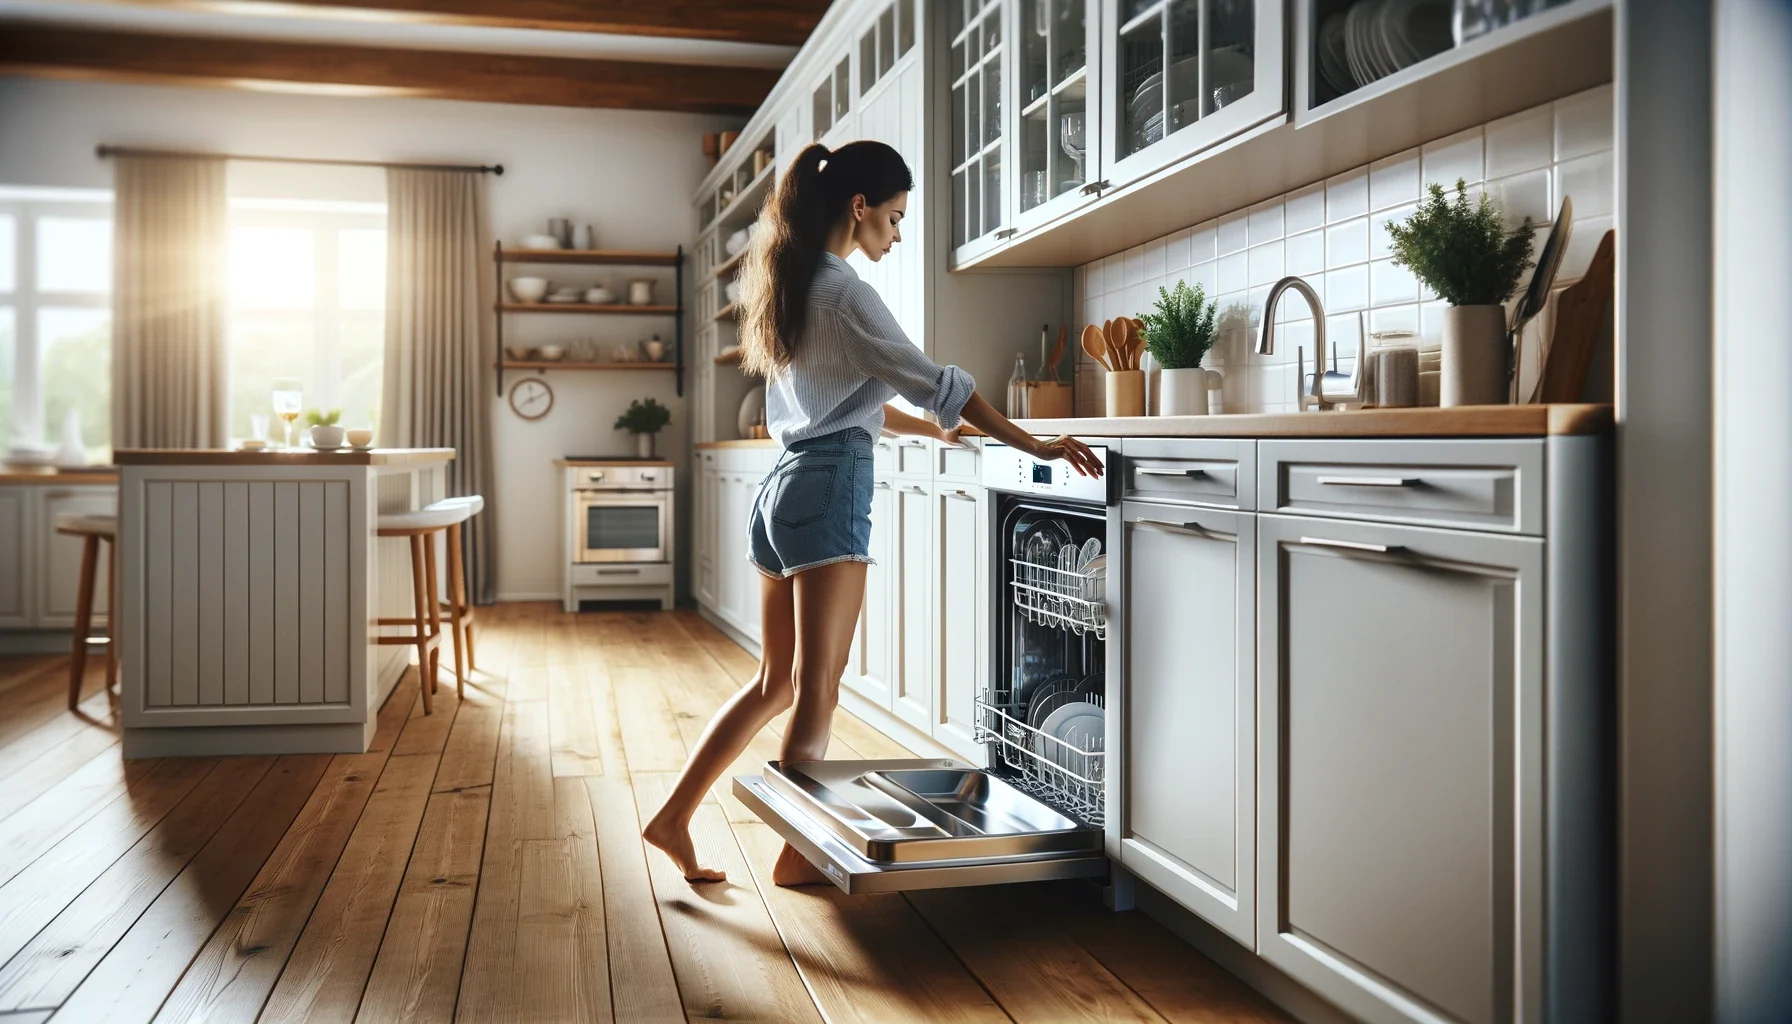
[1157,367,1210,416]
[308,425,346,449]
[635,433,655,459]
[1441,305,1508,406]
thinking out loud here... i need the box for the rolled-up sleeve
[834,283,976,427]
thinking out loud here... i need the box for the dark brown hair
[739,141,913,377]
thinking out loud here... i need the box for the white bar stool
[54,513,118,711]
[429,495,484,698]
[376,503,465,714]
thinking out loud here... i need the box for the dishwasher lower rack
[1009,558,1108,639]
[974,696,1106,827]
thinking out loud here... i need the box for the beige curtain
[382,168,497,603]
[111,155,229,449]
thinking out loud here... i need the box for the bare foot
[642,811,726,883]
[771,842,829,887]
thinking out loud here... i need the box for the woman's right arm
[956,392,1103,478]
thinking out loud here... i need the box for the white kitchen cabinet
[1009,0,1104,236]
[1117,500,1255,946]
[0,488,29,626]
[947,0,1010,265]
[846,474,898,708]
[930,479,987,759]
[693,454,718,610]
[37,487,117,627]
[850,48,926,345]
[715,471,753,634]
[890,479,935,731]
[1256,512,1545,1024]
[1098,0,1285,195]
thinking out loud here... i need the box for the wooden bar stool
[54,513,118,711]
[430,495,484,698]
[376,504,463,714]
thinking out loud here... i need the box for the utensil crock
[1104,370,1145,417]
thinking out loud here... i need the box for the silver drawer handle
[874,480,893,490]
[1315,475,1416,488]
[946,488,975,500]
[1300,536,1402,554]
[596,568,642,575]
[900,484,929,495]
[1135,466,1207,478]
[1136,517,1209,533]
[901,439,930,448]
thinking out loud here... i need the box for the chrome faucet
[1257,275,1367,411]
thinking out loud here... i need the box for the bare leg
[644,571,796,882]
[772,559,869,886]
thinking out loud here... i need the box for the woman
[643,140,1101,885]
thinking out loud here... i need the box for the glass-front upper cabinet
[948,0,1007,264]
[1100,0,1283,192]
[1012,0,1102,234]
[813,53,855,144]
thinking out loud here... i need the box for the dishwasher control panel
[981,442,1111,503]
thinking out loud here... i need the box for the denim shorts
[747,427,876,578]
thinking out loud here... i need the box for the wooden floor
[0,602,1291,1023]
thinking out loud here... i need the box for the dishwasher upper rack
[1008,557,1107,639]
[974,696,1106,826]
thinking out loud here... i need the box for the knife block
[1026,382,1073,419]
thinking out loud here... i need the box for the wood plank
[197,481,224,706]
[223,481,250,707]
[298,481,326,705]
[249,480,276,705]
[0,688,119,818]
[0,757,215,973]
[356,787,489,1023]
[170,482,198,707]
[611,665,688,773]
[731,820,1010,1024]
[548,663,605,777]
[142,689,412,1022]
[509,779,612,1023]
[905,884,1170,1024]
[145,481,171,708]
[429,675,506,793]
[274,480,300,705]
[0,749,158,891]
[324,480,349,704]
[257,750,441,1023]
[583,775,684,1024]
[392,666,463,759]
[48,755,331,1023]
[0,756,276,1013]
[166,0,831,46]
[631,772,824,1024]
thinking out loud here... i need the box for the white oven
[571,466,672,564]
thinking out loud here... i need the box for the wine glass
[1058,111,1086,188]
[271,378,303,450]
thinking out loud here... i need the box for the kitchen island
[113,447,454,757]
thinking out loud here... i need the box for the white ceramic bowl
[309,425,346,449]
[584,286,614,304]
[536,345,566,361]
[346,428,374,449]
[505,345,533,360]
[520,234,560,250]
[509,277,549,303]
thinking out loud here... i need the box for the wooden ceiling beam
[0,25,779,115]
[109,0,833,47]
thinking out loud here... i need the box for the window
[227,199,386,440]
[0,187,114,462]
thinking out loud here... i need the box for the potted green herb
[615,397,672,458]
[1385,179,1535,406]
[1137,280,1218,415]
[304,408,344,449]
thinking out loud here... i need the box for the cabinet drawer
[896,438,932,477]
[934,440,980,481]
[1259,439,1544,535]
[873,437,897,475]
[1123,438,1255,510]
[569,562,672,586]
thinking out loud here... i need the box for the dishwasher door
[733,758,1107,893]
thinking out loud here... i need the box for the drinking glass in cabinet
[983,62,1002,145]
[1206,0,1255,111]
[983,152,1003,235]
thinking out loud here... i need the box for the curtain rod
[94,145,503,175]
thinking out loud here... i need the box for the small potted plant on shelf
[305,408,345,449]
[1385,179,1535,406]
[615,397,671,458]
[1137,280,1219,415]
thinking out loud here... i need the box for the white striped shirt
[765,252,975,447]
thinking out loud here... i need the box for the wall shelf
[713,302,739,322]
[496,303,678,315]
[714,247,749,279]
[714,348,742,364]
[500,361,676,371]
[495,248,681,266]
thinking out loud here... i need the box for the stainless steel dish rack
[974,695,1106,826]
[1008,557,1107,639]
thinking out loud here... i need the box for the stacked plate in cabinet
[1326,0,1454,94]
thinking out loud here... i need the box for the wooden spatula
[1081,324,1110,371]
[1045,324,1066,381]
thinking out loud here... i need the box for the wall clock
[508,377,554,420]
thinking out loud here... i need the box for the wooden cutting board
[1532,230,1615,404]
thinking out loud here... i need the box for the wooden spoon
[1080,324,1110,371]
[1103,319,1126,370]
[1045,324,1066,381]
[1114,317,1135,370]
[1127,317,1147,369]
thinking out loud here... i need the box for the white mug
[628,280,655,306]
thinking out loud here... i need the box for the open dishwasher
[733,440,1117,893]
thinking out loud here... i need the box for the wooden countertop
[0,467,119,485]
[556,458,675,467]
[114,447,456,467]
[695,439,780,450]
[997,404,1612,439]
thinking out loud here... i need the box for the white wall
[0,76,733,601]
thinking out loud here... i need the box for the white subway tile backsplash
[1490,169,1553,230]
[1249,198,1284,243]
[1485,105,1554,178]
[1217,211,1250,255]
[1327,218,1369,268]
[1422,128,1485,190]
[1076,264,1091,298]
[1327,167,1369,221]
[1286,182,1327,235]
[1287,229,1325,276]
[1370,259,1419,306]
[1073,87,1612,413]
[1370,148,1422,211]
[1555,150,1613,220]
[1248,241,1284,288]
[1554,84,1614,162]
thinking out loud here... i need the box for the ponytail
[740,141,913,377]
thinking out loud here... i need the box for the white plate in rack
[1036,701,1104,778]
